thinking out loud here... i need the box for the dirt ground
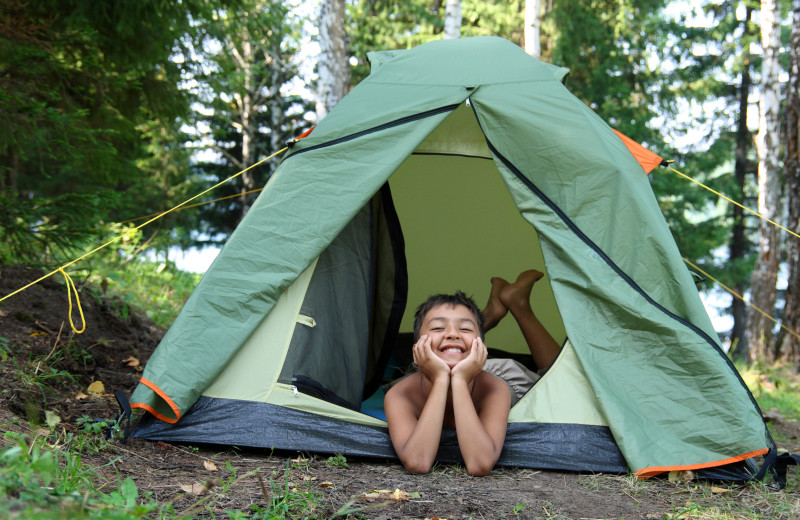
[1,264,799,519]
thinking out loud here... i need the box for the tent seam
[286,104,462,159]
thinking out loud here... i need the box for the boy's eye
[431,327,444,332]
[461,328,473,333]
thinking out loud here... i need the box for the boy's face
[419,303,480,368]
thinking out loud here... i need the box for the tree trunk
[443,0,462,40]
[524,0,542,58]
[317,0,350,119]
[747,0,782,363]
[778,0,800,361]
[236,37,257,219]
[729,7,754,363]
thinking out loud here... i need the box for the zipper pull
[291,385,299,397]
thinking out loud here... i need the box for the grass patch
[0,429,164,519]
[739,362,800,419]
[73,237,202,328]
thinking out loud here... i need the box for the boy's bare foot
[482,277,509,331]
[500,269,544,314]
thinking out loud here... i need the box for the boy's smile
[420,303,479,367]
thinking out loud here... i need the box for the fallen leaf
[30,331,47,337]
[75,391,89,400]
[122,356,140,367]
[391,489,410,501]
[87,381,105,396]
[157,441,172,450]
[301,475,317,481]
[319,481,333,487]
[360,488,415,502]
[710,486,731,494]
[45,410,61,429]
[180,483,208,495]
[668,470,695,483]
[203,460,218,472]
[291,456,308,463]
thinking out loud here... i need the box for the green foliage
[0,337,10,362]
[0,190,117,266]
[0,0,236,262]
[347,0,524,85]
[189,0,314,242]
[326,453,349,468]
[261,461,325,519]
[73,231,201,328]
[347,0,441,84]
[740,362,800,419]
[545,0,668,142]
[0,431,163,519]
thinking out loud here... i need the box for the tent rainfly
[129,36,774,480]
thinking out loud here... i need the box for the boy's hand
[413,334,451,383]
[451,337,487,384]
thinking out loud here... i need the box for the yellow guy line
[669,166,800,241]
[113,189,264,226]
[683,257,800,342]
[0,148,288,332]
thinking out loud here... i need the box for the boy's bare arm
[450,338,510,476]
[384,335,451,474]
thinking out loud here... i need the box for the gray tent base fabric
[130,397,756,480]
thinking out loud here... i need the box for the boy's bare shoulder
[473,370,511,403]
[385,372,425,405]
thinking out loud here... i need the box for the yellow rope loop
[669,166,800,241]
[682,258,800,342]
[59,268,86,334]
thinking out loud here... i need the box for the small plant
[326,453,349,468]
[77,415,108,435]
[0,336,11,361]
[513,502,527,518]
[264,461,325,519]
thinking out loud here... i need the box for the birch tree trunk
[746,0,782,362]
[317,0,349,119]
[443,0,462,40]
[525,0,542,58]
[778,0,800,361]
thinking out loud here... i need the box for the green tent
[130,36,772,478]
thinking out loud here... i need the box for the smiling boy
[384,270,561,476]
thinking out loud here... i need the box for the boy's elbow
[465,461,492,477]
[400,452,436,474]
[405,461,433,474]
[464,450,501,476]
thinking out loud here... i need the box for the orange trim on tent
[129,377,182,424]
[295,126,315,140]
[633,448,770,479]
[613,129,663,174]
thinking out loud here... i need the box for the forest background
[1,0,799,365]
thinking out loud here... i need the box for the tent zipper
[286,103,462,159]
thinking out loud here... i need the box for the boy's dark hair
[412,291,485,341]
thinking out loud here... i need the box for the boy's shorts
[483,358,541,406]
